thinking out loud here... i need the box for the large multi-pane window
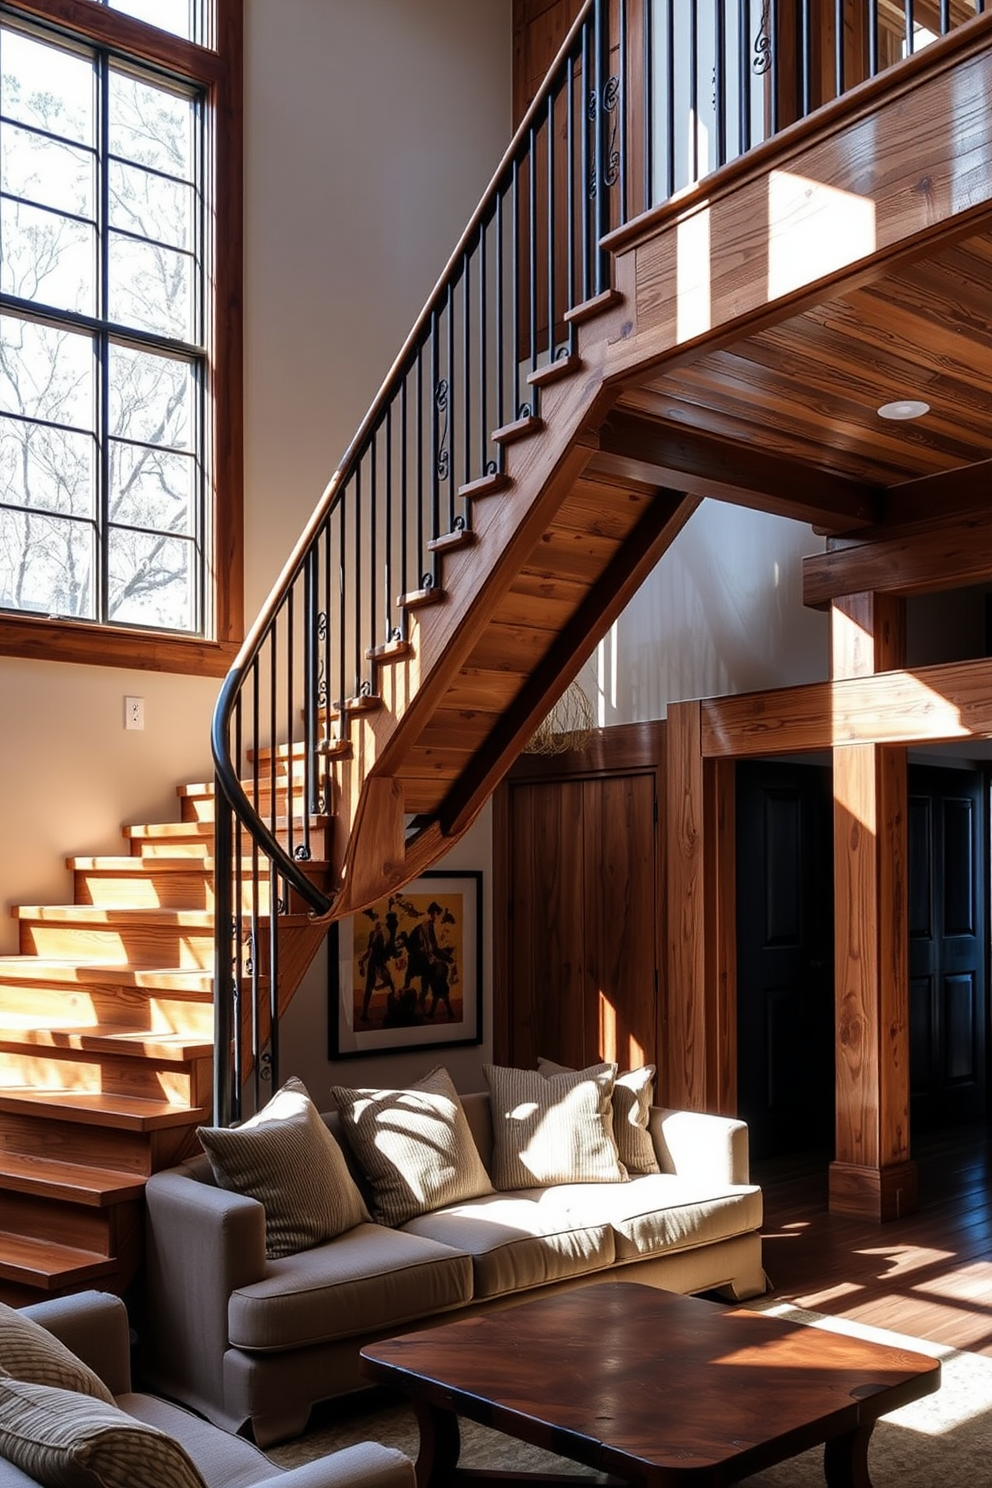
[0,0,241,673]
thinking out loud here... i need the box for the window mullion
[97,47,110,624]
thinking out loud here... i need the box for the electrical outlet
[124,695,145,731]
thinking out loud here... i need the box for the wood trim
[665,701,706,1111]
[0,0,244,673]
[700,656,992,758]
[806,512,992,608]
[505,720,668,780]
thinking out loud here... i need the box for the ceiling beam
[804,509,992,608]
[700,656,992,758]
[587,412,882,531]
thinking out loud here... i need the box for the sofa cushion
[197,1076,370,1259]
[484,1063,627,1190]
[332,1065,494,1226]
[402,1191,616,1299]
[227,1222,474,1351]
[534,1174,764,1260]
[538,1059,661,1175]
[118,1392,284,1488]
[0,1376,207,1488]
[0,1305,113,1404]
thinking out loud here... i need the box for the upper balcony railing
[210,0,986,1121]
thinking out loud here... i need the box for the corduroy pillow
[332,1065,494,1227]
[197,1075,370,1259]
[484,1062,627,1190]
[0,1305,114,1403]
[537,1058,661,1174]
[0,1376,208,1488]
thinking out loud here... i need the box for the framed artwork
[329,870,483,1059]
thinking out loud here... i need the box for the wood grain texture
[704,759,737,1118]
[830,592,906,679]
[808,509,992,606]
[700,656,992,757]
[665,701,706,1112]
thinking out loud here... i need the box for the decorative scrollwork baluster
[588,76,621,196]
[754,1,772,75]
[434,378,449,482]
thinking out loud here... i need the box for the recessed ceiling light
[877,399,930,420]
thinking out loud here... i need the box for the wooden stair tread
[69,854,330,874]
[0,1088,208,1130]
[0,1025,212,1061]
[0,1152,148,1205]
[0,1231,119,1288]
[0,959,213,991]
[13,905,217,927]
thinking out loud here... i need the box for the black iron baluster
[528,121,538,373]
[495,190,505,439]
[800,0,812,115]
[714,0,727,169]
[284,589,295,862]
[689,0,700,181]
[353,461,362,698]
[303,550,316,824]
[445,283,455,532]
[642,1,653,216]
[400,373,410,608]
[906,1,915,55]
[547,90,556,361]
[233,693,245,1116]
[461,252,470,506]
[478,217,487,479]
[212,785,233,1125]
[869,0,879,76]
[415,347,425,568]
[369,433,378,657]
[567,50,577,335]
[338,499,346,744]
[512,155,523,410]
[248,657,261,1109]
[665,0,676,197]
[618,0,628,223]
[593,0,609,291]
[384,404,393,643]
[581,21,592,300]
[834,0,845,97]
[939,0,950,32]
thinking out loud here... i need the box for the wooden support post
[830,594,916,1220]
[665,703,736,1114]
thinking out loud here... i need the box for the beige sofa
[142,1084,765,1449]
[0,1290,413,1488]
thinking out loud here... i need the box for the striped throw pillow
[485,1063,628,1190]
[0,1376,207,1488]
[198,1076,370,1259]
[332,1065,494,1227]
[0,1305,114,1403]
[537,1059,661,1174]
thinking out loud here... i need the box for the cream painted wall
[579,504,829,728]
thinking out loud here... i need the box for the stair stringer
[327,298,631,919]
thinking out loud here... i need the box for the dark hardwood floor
[754,1124,992,1357]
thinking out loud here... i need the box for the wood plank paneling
[665,701,706,1111]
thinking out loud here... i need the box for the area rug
[267,1303,992,1485]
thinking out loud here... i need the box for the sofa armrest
[649,1107,751,1185]
[22,1291,132,1396]
[142,1165,267,1419]
[259,1444,416,1488]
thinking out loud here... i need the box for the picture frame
[328,870,483,1059]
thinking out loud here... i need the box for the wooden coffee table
[360,1282,940,1487]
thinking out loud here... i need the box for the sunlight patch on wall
[676,202,711,341]
[767,171,875,299]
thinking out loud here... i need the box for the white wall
[579,503,829,728]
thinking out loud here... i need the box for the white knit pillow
[332,1065,494,1227]
[537,1058,660,1174]
[0,1376,208,1488]
[0,1305,114,1403]
[197,1075,369,1258]
[485,1063,627,1190]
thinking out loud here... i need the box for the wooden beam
[589,413,881,532]
[439,492,699,839]
[882,457,992,529]
[665,702,707,1112]
[704,758,737,1118]
[700,656,992,758]
[806,510,992,608]
[830,592,906,678]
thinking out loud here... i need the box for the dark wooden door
[498,766,660,1074]
[736,761,835,1159]
[908,764,988,1130]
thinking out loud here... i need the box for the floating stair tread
[458,471,511,500]
[69,854,329,875]
[0,959,213,992]
[564,287,623,324]
[0,1088,209,1131]
[0,1231,118,1289]
[0,1152,148,1205]
[0,1025,213,1062]
[526,352,582,387]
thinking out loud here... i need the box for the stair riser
[0,985,213,1038]
[0,1115,162,1177]
[0,1191,121,1256]
[18,924,215,968]
[129,825,332,859]
[0,1051,211,1107]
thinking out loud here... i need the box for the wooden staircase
[0,769,330,1305]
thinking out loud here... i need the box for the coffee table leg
[412,1399,462,1488]
[823,1424,874,1488]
